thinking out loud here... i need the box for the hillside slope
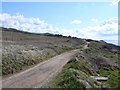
[1,27,119,89]
[51,40,120,88]
[1,27,86,76]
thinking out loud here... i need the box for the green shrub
[52,69,86,89]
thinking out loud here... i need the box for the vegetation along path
[2,49,80,88]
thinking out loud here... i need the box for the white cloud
[78,17,118,41]
[0,13,118,45]
[71,20,82,25]
[61,17,118,44]
[0,13,59,34]
[111,0,119,6]
[104,17,118,23]
[91,18,98,22]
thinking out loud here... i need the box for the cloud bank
[0,13,118,45]
[0,13,59,34]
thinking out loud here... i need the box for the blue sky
[0,1,119,45]
[2,2,117,28]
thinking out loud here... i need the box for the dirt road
[2,49,80,88]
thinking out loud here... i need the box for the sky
[0,1,119,45]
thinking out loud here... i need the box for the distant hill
[0,27,78,38]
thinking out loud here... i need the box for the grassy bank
[51,41,120,88]
[2,27,86,76]
[2,46,74,76]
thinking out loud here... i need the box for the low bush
[52,69,86,89]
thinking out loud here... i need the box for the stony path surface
[2,49,80,88]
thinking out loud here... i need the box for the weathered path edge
[2,49,80,88]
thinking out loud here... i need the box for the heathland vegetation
[1,27,85,75]
[1,27,120,89]
[51,40,120,88]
